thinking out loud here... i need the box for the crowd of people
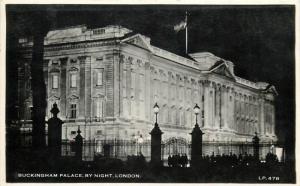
[202,152,259,166]
[167,152,279,167]
[265,152,279,164]
[167,154,188,167]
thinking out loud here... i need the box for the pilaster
[79,56,86,119]
[84,56,92,118]
[60,58,68,120]
[258,98,265,136]
[145,62,151,121]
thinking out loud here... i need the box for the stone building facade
[17,25,277,147]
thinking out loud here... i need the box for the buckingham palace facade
[17,25,277,147]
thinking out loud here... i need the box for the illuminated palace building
[18,25,277,156]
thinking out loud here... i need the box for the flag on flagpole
[174,20,187,33]
[174,11,189,53]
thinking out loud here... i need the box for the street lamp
[193,104,200,125]
[153,102,159,124]
[138,135,144,155]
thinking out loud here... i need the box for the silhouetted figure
[168,155,171,167]
[238,153,243,162]
[179,154,184,167]
[103,144,111,157]
[47,103,64,161]
[74,126,83,161]
[183,154,188,167]
[266,152,278,165]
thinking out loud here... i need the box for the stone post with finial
[150,103,163,167]
[190,104,204,167]
[150,123,163,167]
[190,123,204,167]
[47,103,64,160]
[252,132,260,161]
[74,126,83,161]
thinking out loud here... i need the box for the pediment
[68,95,79,100]
[69,67,79,72]
[121,34,153,52]
[209,61,236,80]
[48,95,60,101]
[92,94,105,99]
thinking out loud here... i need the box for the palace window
[95,99,103,118]
[70,104,77,118]
[93,28,105,35]
[52,75,58,89]
[96,70,103,86]
[70,74,77,88]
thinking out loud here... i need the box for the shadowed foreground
[6,148,293,183]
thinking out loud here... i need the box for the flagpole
[185,10,188,54]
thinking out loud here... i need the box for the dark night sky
[6,5,295,144]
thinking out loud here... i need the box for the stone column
[229,88,235,130]
[219,86,223,128]
[119,55,124,117]
[60,58,67,120]
[220,86,227,129]
[150,68,155,121]
[113,53,121,119]
[84,56,92,119]
[214,85,220,128]
[203,81,212,129]
[271,103,276,136]
[209,82,215,129]
[127,58,132,117]
[131,68,136,118]
[79,56,86,119]
[145,62,151,121]
[258,98,265,135]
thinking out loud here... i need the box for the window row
[123,70,145,101]
[49,100,104,119]
[51,70,103,89]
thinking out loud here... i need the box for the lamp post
[153,102,159,125]
[193,104,200,125]
[190,103,204,167]
[138,135,144,155]
[150,102,163,167]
